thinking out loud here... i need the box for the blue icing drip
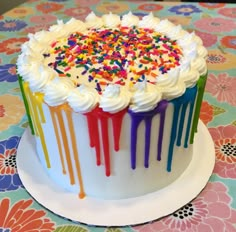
[167,98,181,172]
[167,86,198,172]
[184,86,197,148]
[176,87,198,147]
[177,103,187,146]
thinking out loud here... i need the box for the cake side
[17,12,208,199]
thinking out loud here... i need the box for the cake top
[17,12,207,113]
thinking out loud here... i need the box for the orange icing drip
[49,107,67,174]
[64,107,85,199]
[52,105,75,185]
[23,82,51,168]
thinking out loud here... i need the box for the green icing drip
[190,73,208,144]
[18,75,35,135]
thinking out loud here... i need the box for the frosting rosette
[99,85,130,113]
[179,60,199,88]
[28,65,56,92]
[102,12,120,28]
[156,68,186,100]
[44,78,75,107]
[154,19,174,34]
[67,85,99,113]
[85,12,104,29]
[49,18,86,38]
[130,81,162,112]
[121,11,139,27]
[138,12,160,29]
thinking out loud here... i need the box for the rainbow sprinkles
[46,26,183,93]
[17,12,208,199]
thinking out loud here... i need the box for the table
[0,1,236,231]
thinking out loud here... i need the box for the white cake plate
[16,120,215,226]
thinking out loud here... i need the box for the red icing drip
[85,107,127,176]
[100,116,110,176]
[85,113,101,166]
[111,109,127,151]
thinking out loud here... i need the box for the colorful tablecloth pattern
[0,1,236,231]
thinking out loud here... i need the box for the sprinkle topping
[44,26,182,93]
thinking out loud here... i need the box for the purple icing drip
[145,118,152,168]
[128,100,168,169]
[130,116,143,169]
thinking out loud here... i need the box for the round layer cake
[17,12,208,199]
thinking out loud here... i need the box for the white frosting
[130,81,162,112]
[154,19,174,34]
[29,65,55,92]
[49,19,86,38]
[102,12,120,28]
[166,25,186,41]
[67,85,99,113]
[17,54,39,78]
[18,13,208,113]
[191,57,207,76]
[138,12,160,29]
[44,78,75,106]
[156,68,185,100]
[121,11,139,27]
[179,60,199,88]
[100,85,130,113]
[197,45,208,59]
[85,12,104,28]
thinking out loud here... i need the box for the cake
[17,12,208,200]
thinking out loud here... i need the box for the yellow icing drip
[23,82,51,168]
[52,105,75,185]
[35,93,46,123]
[22,82,39,136]
[49,107,67,175]
[64,107,85,199]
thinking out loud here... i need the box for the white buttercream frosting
[67,85,99,113]
[166,25,186,40]
[179,60,199,88]
[130,81,162,112]
[44,78,75,106]
[28,65,56,92]
[156,68,185,100]
[121,11,139,27]
[138,12,160,29]
[191,57,207,76]
[154,19,174,34]
[85,12,104,28]
[100,85,130,113]
[102,12,121,28]
[17,12,208,113]
[49,19,86,38]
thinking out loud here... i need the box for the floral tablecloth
[0,1,236,231]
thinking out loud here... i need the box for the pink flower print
[209,125,236,178]
[218,7,236,18]
[30,14,57,24]
[194,30,217,47]
[194,17,236,33]
[205,72,236,106]
[133,182,236,232]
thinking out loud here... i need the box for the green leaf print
[54,225,88,232]
[231,120,236,127]
[105,228,124,232]
[212,105,225,116]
